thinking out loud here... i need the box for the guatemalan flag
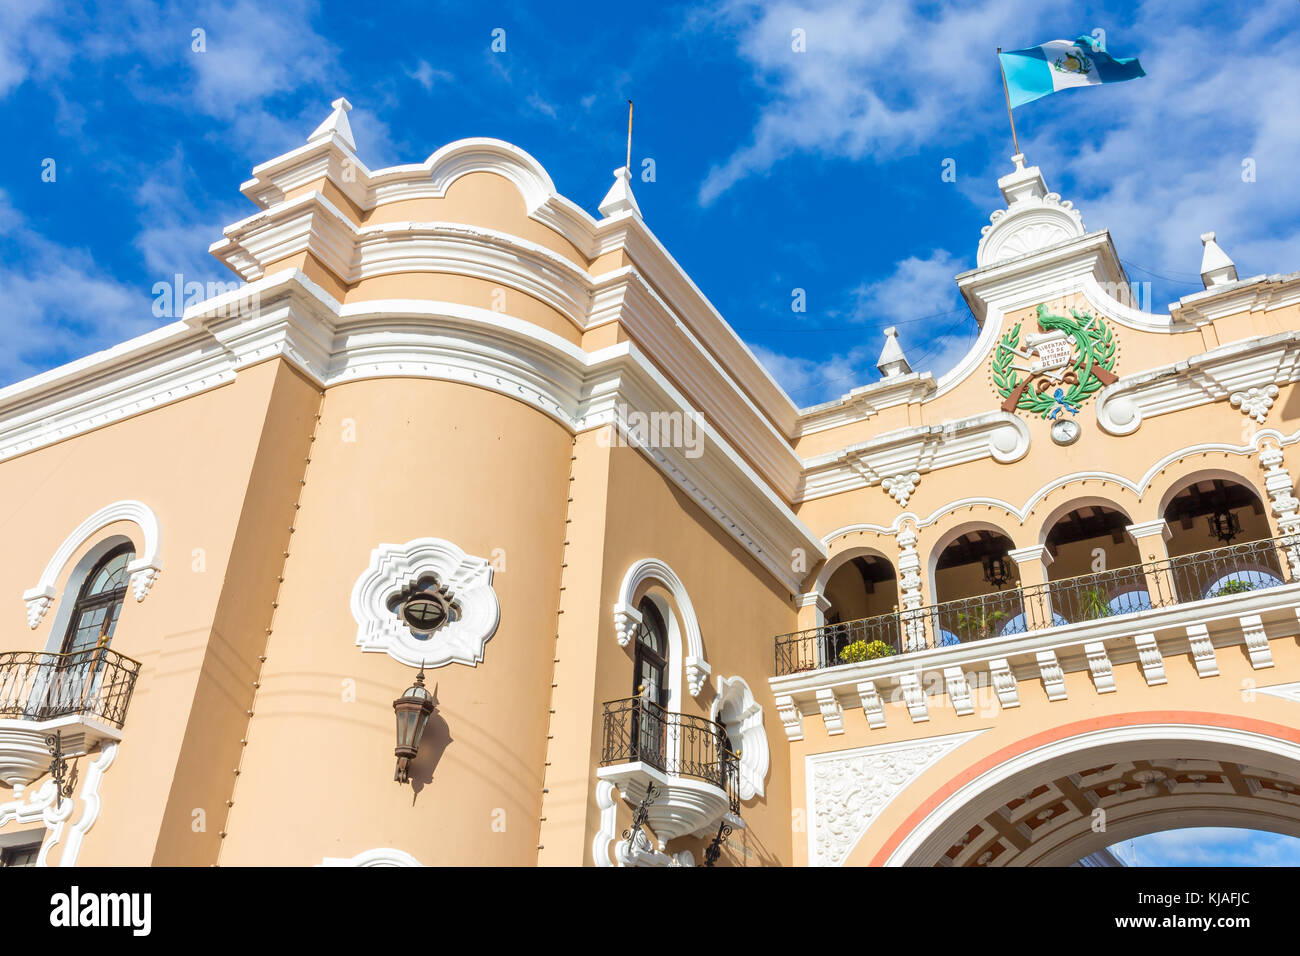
[999,36,1145,108]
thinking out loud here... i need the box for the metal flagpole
[626,99,634,171]
[996,48,1022,156]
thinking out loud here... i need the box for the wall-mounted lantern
[982,554,1011,590]
[387,575,458,784]
[1208,507,1241,545]
[393,667,434,784]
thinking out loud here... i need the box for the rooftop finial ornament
[876,327,912,378]
[599,99,642,218]
[308,96,355,151]
[1199,232,1239,289]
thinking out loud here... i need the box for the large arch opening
[1040,503,1148,622]
[823,553,898,625]
[1160,476,1286,602]
[1162,475,1272,557]
[888,723,1300,867]
[927,526,1020,645]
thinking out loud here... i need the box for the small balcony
[598,696,739,849]
[776,535,1298,676]
[0,647,141,787]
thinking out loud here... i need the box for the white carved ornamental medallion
[351,537,500,668]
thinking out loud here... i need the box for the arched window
[632,598,668,706]
[61,543,134,657]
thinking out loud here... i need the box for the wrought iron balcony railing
[0,647,141,728]
[600,696,740,815]
[775,534,1298,676]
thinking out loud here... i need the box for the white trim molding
[806,730,987,866]
[711,675,769,800]
[350,537,499,668]
[319,847,424,867]
[612,558,709,697]
[1096,329,1300,436]
[23,500,162,629]
[800,412,1030,502]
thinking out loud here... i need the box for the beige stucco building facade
[3,98,1300,867]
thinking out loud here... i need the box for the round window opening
[387,575,460,638]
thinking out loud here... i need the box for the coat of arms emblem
[991,304,1118,419]
[1053,46,1093,75]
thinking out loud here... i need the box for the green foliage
[955,608,1008,640]
[1213,578,1255,596]
[1079,587,1112,620]
[991,307,1118,419]
[839,639,897,663]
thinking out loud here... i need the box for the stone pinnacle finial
[598,166,642,219]
[1199,231,1238,289]
[308,97,356,151]
[876,326,912,378]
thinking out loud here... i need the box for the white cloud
[408,60,455,91]
[697,0,1065,204]
[750,341,878,405]
[133,148,243,284]
[1020,1,1300,299]
[0,191,156,382]
[850,250,965,323]
[751,248,977,406]
[1123,827,1300,867]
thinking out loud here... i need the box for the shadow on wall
[408,683,453,802]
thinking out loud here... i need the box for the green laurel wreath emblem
[991,304,1118,419]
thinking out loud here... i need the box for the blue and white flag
[999,36,1145,108]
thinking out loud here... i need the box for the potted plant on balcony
[838,639,896,663]
[955,608,1008,642]
[1079,587,1112,620]
[1212,578,1255,597]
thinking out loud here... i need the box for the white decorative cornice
[612,558,710,697]
[23,500,162,629]
[1096,329,1300,435]
[229,128,800,435]
[350,537,499,668]
[1172,270,1300,326]
[794,372,936,436]
[806,730,986,866]
[800,412,1029,502]
[0,270,821,594]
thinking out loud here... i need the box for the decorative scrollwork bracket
[621,781,659,851]
[45,731,78,809]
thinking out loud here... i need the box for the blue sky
[2,0,1298,409]
[1118,828,1300,867]
[3,0,1300,869]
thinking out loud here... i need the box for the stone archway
[885,721,1300,866]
